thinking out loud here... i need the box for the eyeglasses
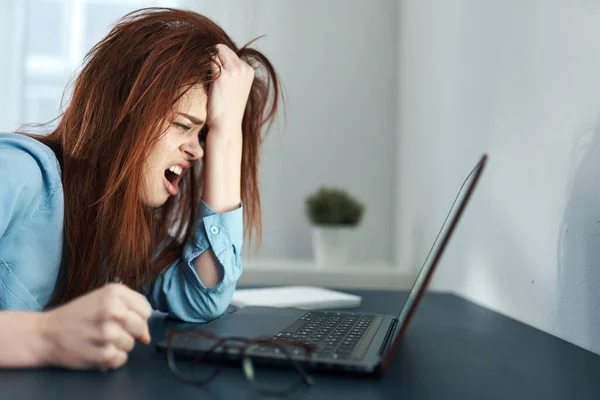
[165,329,317,397]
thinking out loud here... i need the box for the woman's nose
[181,136,204,160]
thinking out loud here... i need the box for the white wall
[397,0,600,354]
[184,0,398,263]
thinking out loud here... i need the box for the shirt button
[210,226,219,235]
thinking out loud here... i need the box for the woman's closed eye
[173,121,191,131]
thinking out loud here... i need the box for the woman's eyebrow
[176,112,205,125]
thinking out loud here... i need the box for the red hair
[19,7,281,307]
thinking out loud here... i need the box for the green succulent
[305,187,365,226]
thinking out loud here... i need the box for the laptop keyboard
[273,311,375,360]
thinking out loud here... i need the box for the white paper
[231,286,362,310]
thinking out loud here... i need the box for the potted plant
[305,187,365,267]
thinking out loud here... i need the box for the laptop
[157,154,487,376]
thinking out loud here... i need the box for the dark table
[1,290,600,399]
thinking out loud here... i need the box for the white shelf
[239,259,416,290]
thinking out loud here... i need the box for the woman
[0,8,280,370]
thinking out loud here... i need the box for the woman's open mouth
[164,165,183,196]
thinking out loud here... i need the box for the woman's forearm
[196,132,242,287]
[0,311,49,368]
[201,133,242,214]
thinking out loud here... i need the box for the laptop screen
[395,154,487,330]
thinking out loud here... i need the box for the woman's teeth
[168,165,183,175]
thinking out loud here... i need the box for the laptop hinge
[378,318,399,356]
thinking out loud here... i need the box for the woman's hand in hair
[200,44,250,214]
[206,43,255,139]
[40,283,152,370]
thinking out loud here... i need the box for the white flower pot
[311,225,355,267]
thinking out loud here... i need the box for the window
[14,0,177,130]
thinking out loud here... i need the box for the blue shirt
[0,132,243,322]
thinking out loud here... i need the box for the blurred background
[2,0,600,355]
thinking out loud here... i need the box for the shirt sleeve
[0,141,55,310]
[0,144,50,239]
[144,200,244,323]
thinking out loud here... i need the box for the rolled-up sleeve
[145,200,243,322]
